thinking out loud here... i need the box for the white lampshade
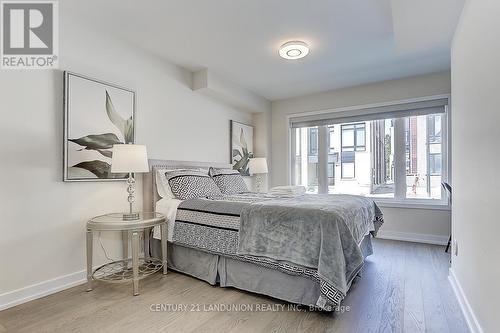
[248,157,268,175]
[111,144,149,173]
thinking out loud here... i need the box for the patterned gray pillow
[209,167,249,194]
[166,170,221,200]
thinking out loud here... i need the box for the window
[295,130,301,156]
[428,115,442,143]
[429,153,442,175]
[340,123,366,179]
[341,151,355,178]
[293,127,319,193]
[428,115,442,176]
[308,128,318,156]
[341,123,366,151]
[328,162,335,186]
[294,130,302,185]
[405,114,444,199]
[405,118,416,174]
[328,126,335,153]
[290,98,449,205]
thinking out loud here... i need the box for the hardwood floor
[0,239,469,333]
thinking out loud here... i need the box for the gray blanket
[238,194,383,305]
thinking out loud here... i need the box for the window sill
[373,199,450,211]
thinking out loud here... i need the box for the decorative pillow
[209,167,249,194]
[156,168,208,199]
[165,170,221,200]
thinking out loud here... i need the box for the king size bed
[143,159,383,310]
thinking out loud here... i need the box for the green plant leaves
[72,160,127,179]
[232,149,242,159]
[67,166,97,179]
[96,149,113,158]
[232,155,248,173]
[105,91,127,139]
[105,90,134,143]
[72,160,109,178]
[124,117,134,143]
[232,148,253,176]
[239,128,247,150]
[69,133,122,150]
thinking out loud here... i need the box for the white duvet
[153,197,182,241]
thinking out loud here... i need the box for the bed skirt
[150,234,373,308]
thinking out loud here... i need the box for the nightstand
[86,212,167,296]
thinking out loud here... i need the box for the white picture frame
[63,71,136,181]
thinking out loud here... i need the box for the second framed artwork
[63,72,136,181]
[230,120,254,176]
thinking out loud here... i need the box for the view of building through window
[292,113,444,200]
[405,115,443,199]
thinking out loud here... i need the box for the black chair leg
[445,235,451,253]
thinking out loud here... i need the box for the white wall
[451,1,500,331]
[252,111,272,191]
[0,7,252,306]
[271,72,452,241]
[193,69,271,113]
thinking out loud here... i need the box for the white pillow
[155,168,208,199]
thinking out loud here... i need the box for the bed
[143,159,383,310]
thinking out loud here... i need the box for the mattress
[155,193,383,309]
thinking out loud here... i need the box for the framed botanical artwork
[63,71,136,181]
[230,120,254,176]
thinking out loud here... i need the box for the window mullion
[318,126,329,194]
[290,128,297,185]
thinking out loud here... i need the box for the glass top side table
[86,212,167,296]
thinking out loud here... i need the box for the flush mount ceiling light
[278,41,309,60]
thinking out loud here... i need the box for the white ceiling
[65,0,464,101]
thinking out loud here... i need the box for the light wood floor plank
[349,239,394,333]
[414,242,451,333]
[403,243,426,332]
[377,240,406,333]
[0,239,469,333]
[428,244,469,332]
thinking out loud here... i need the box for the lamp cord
[98,232,117,262]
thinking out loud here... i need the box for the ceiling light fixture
[279,41,309,60]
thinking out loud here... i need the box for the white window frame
[286,94,451,210]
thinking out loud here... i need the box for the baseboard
[377,230,449,245]
[448,268,483,333]
[0,270,87,311]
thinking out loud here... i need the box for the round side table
[86,212,167,296]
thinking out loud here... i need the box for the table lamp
[111,144,149,220]
[248,157,268,193]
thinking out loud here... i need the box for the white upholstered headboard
[142,159,232,213]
